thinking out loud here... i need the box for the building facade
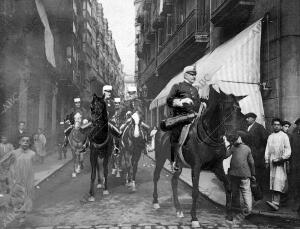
[136,0,300,129]
[0,0,124,146]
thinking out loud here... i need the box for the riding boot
[171,143,180,172]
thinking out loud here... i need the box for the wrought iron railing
[157,9,208,67]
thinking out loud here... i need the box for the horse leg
[89,149,97,201]
[171,167,184,218]
[103,156,110,195]
[190,164,201,227]
[153,150,168,209]
[131,148,142,192]
[71,150,77,178]
[124,149,132,187]
[212,162,233,221]
[96,157,103,189]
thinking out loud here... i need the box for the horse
[66,113,89,178]
[122,111,148,192]
[152,86,247,227]
[88,94,114,201]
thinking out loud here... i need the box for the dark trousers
[170,124,184,162]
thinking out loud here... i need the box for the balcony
[211,0,255,27]
[157,9,209,69]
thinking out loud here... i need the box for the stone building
[0,0,124,145]
[136,0,300,129]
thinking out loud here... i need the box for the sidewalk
[1,149,72,228]
[33,149,72,186]
[146,150,300,221]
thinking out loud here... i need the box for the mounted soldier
[102,85,122,138]
[63,97,90,148]
[165,65,207,171]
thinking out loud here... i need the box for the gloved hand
[181,98,194,105]
[173,99,183,107]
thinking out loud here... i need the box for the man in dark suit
[245,112,268,191]
[10,121,28,149]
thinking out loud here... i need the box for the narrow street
[7,155,300,229]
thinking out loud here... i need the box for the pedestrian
[148,126,158,152]
[244,112,268,191]
[265,118,291,211]
[290,118,300,212]
[10,121,28,149]
[10,134,36,222]
[227,131,256,216]
[281,120,292,205]
[166,65,207,171]
[33,128,47,164]
[0,135,14,160]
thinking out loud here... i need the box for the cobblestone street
[6,155,300,229]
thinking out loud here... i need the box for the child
[10,135,36,222]
[33,128,47,164]
[227,131,256,216]
[0,135,14,160]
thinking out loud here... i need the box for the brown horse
[122,111,148,192]
[153,86,246,227]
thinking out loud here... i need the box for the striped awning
[149,19,265,126]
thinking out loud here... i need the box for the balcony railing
[157,9,209,68]
[211,0,255,26]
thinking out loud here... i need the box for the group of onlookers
[0,121,47,224]
[227,112,300,215]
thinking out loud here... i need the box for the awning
[149,19,265,125]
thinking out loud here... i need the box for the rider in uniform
[102,85,122,138]
[63,97,90,147]
[166,65,207,171]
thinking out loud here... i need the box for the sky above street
[98,0,135,78]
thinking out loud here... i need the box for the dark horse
[88,94,114,201]
[153,86,246,227]
[122,111,147,192]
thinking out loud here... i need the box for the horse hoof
[116,172,121,178]
[126,182,132,188]
[103,190,109,195]
[153,203,160,209]
[132,186,136,192]
[72,173,76,178]
[176,211,184,218]
[88,196,95,202]
[191,221,200,228]
[97,184,103,189]
[112,169,117,175]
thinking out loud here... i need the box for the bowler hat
[282,121,291,127]
[245,112,257,119]
[295,118,300,125]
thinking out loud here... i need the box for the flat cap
[183,65,196,75]
[245,112,257,119]
[282,120,291,126]
[295,118,300,125]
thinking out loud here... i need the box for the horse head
[90,93,108,125]
[201,86,246,144]
[131,111,142,138]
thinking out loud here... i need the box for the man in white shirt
[265,118,291,210]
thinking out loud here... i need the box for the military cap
[74,97,80,103]
[103,85,112,93]
[114,98,121,103]
[295,118,300,125]
[282,121,291,127]
[183,65,196,75]
[245,112,257,119]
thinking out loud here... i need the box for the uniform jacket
[68,106,90,123]
[105,98,115,120]
[246,122,268,168]
[228,143,255,178]
[166,81,201,116]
